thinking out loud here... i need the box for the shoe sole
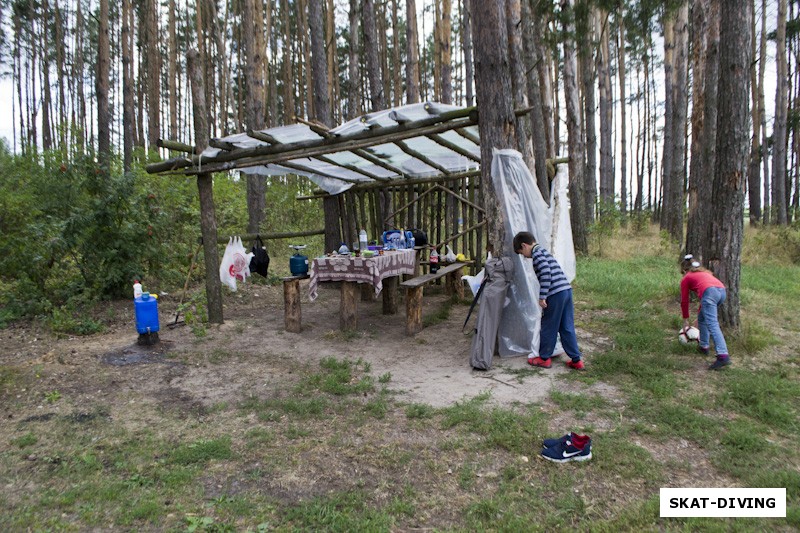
[540,452,592,463]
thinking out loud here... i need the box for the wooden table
[308,249,417,330]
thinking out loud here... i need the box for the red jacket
[680,271,725,318]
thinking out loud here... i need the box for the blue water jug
[134,294,160,334]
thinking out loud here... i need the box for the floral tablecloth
[308,249,417,301]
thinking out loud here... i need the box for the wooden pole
[188,48,223,324]
[340,281,359,330]
[283,278,302,332]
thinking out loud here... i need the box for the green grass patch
[169,437,233,465]
[719,369,800,432]
[280,491,394,531]
[10,431,37,448]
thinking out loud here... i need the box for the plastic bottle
[359,229,368,251]
[338,242,349,255]
[399,228,406,249]
[133,280,143,299]
[430,248,439,274]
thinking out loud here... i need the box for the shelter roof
[146,102,482,195]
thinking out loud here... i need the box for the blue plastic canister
[134,294,160,334]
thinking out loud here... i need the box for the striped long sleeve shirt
[531,245,571,300]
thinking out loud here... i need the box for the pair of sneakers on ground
[528,352,585,370]
[698,345,731,370]
[540,432,592,463]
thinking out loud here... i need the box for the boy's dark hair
[513,231,536,253]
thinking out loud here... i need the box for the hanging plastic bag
[249,236,270,278]
[444,245,457,263]
[219,236,254,291]
[461,252,492,297]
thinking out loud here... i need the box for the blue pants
[699,286,728,356]
[540,288,581,362]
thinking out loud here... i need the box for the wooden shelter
[146,101,561,323]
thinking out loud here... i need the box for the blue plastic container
[134,294,160,334]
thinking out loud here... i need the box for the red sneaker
[528,357,552,368]
[566,360,585,370]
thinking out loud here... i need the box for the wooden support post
[188,48,223,324]
[446,266,465,300]
[340,281,359,330]
[283,278,302,332]
[382,276,399,314]
[405,286,423,335]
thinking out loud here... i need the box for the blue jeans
[540,288,581,362]
[699,286,728,355]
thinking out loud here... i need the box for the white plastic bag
[462,252,492,297]
[444,245,457,263]
[219,236,254,292]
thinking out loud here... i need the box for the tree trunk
[242,0,268,234]
[462,0,474,106]
[578,3,597,221]
[759,0,770,224]
[391,0,401,106]
[665,2,689,242]
[96,0,110,176]
[747,0,761,226]
[363,0,385,110]
[168,0,178,141]
[772,0,788,225]
[348,0,361,117]
[709,0,752,330]
[40,0,52,152]
[506,0,533,170]
[188,48,223,325]
[521,0,549,198]
[660,11,675,230]
[617,13,627,213]
[561,0,588,254]
[469,0,517,255]
[692,0,721,262]
[440,0,453,104]
[282,0,294,122]
[145,0,161,151]
[122,0,134,172]
[598,8,614,207]
[686,0,712,256]
[406,0,421,104]
[536,8,555,158]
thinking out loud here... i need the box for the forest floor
[1,237,799,531]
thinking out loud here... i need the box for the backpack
[409,228,428,247]
[249,236,270,277]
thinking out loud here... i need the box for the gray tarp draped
[470,257,515,370]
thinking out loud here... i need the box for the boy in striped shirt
[513,231,584,370]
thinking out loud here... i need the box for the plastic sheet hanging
[490,149,575,358]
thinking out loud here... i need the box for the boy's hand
[539,299,547,309]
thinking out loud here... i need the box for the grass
[2,225,800,531]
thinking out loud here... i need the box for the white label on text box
[660,488,786,517]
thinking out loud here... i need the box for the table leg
[446,267,465,300]
[340,281,359,330]
[361,283,376,301]
[382,276,398,314]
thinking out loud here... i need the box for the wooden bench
[400,262,467,335]
[283,274,310,332]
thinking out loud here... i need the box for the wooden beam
[146,157,194,173]
[427,133,481,161]
[294,116,335,138]
[432,183,485,213]
[277,160,364,184]
[314,153,391,182]
[394,139,452,175]
[246,129,279,144]
[351,148,405,176]
[433,220,487,249]
[454,127,480,146]
[211,229,325,245]
[208,138,238,151]
[157,138,197,154]
[383,184,438,222]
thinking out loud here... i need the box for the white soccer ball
[678,326,700,345]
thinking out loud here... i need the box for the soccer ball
[678,326,700,345]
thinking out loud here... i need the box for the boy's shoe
[698,345,710,355]
[541,435,592,463]
[566,359,585,370]
[543,432,589,449]
[528,356,551,368]
[709,356,731,370]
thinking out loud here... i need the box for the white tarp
[490,149,576,358]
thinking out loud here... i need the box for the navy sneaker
[540,434,592,463]
[542,432,588,449]
[709,356,731,370]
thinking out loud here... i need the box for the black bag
[410,228,428,247]
[249,236,270,277]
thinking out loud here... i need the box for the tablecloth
[308,248,417,301]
